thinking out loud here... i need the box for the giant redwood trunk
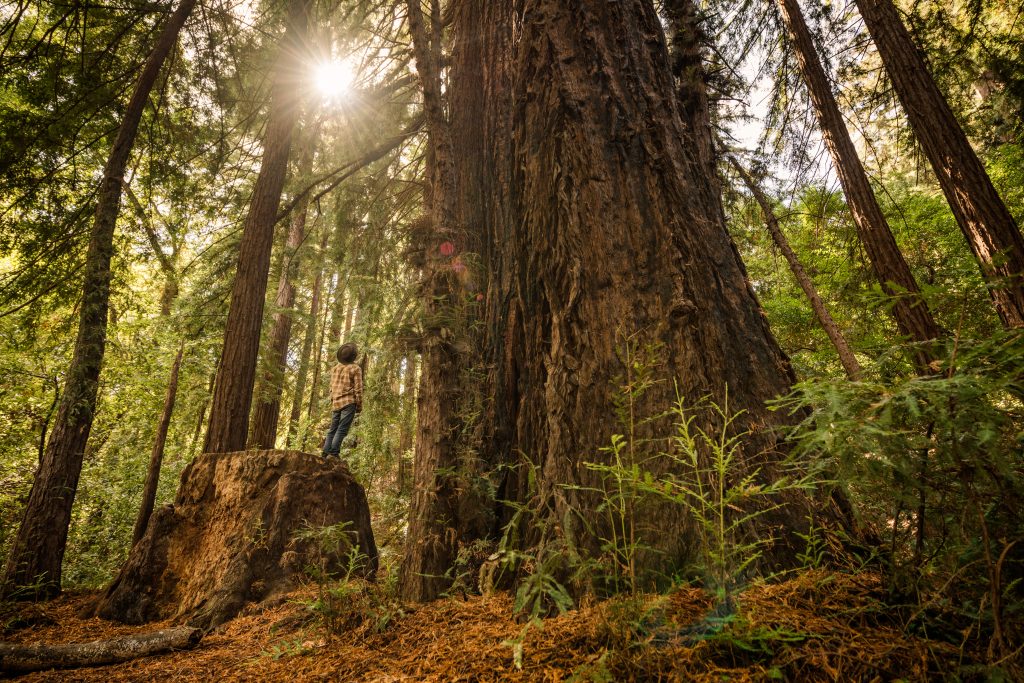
[203,0,309,454]
[855,0,1024,329]
[776,0,941,366]
[249,130,317,449]
[439,0,825,588]
[1,0,197,598]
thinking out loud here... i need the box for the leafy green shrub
[293,521,402,637]
[777,331,1024,662]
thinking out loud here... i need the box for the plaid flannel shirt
[329,362,363,411]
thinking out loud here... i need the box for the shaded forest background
[0,0,1022,673]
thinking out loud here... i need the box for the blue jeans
[322,405,357,456]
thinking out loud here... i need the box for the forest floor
[1,569,977,681]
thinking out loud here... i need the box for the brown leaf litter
[2,570,968,681]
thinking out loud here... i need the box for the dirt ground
[1,570,972,681]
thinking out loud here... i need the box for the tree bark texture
[446,0,822,588]
[1,0,197,598]
[730,158,864,380]
[132,339,185,546]
[0,627,202,673]
[203,0,309,454]
[664,0,716,183]
[92,451,377,630]
[776,0,940,366]
[855,0,1024,329]
[249,129,318,449]
[399,0,468,603]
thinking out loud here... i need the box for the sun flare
[313,59,355,100]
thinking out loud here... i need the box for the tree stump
[91,450,377,630]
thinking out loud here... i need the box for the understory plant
[639,391,819,603]
[293,521,401,636]
[777,331,1024,667]
[584,329,821,606]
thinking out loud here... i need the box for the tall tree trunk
[343,298,355,339]
[855,0,1024,329]
[399,0,467,603]
[1,0,197,598]
[203,0,309,454]
[776,0,940,367]
[329,284,347,346]
[447,0,830,593]
[286,228,328,446]
[305,273,334,425]
[397,353,417,496]
[412,0,867,603]
[188,371,215,455]
[730,158,863,380]
[249,128,317,449]
[132,339,185,545]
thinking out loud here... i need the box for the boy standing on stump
[323,343,362,458]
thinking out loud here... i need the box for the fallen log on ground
[0,625,202,673]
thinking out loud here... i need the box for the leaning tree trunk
[131,211,184,546]
[398,0,467,603]
[452,0,831,586]
[1,0,197,598]
[203,0,309,454]
[730,158,863,380]
[776,0,940,367]
[131,339,185,545]
[249,129,317,449]
[855,0,1024,329]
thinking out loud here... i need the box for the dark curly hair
[336,343,358,364]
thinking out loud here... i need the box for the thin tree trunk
[286,230,328,446]
[397,354,417,496]
[305,273,334,425]
[188,371,215,455]
[776,0,940,367]
[1,0,197,598]
[730,158,863,380]
[123,182,179,315]
[855,0,1024,329]
[203,0,309,454]
[329,284,347,346]
[343,298,355,339]
[399,0,465,603]
[131,339,185,545]
[249,128,317,449]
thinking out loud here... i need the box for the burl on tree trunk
[91,450,377,630]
